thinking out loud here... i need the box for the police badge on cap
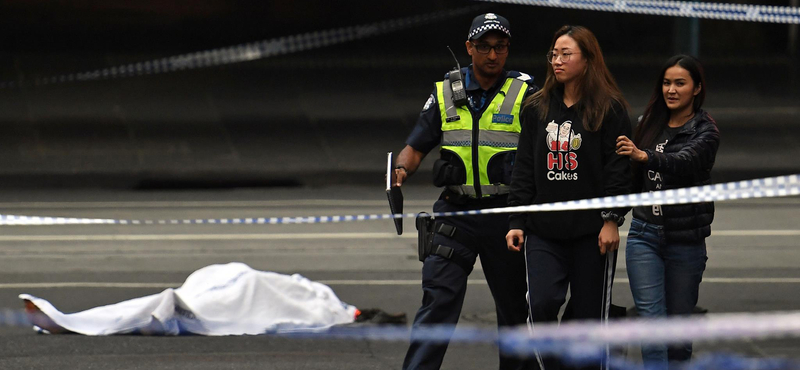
[468,13,511,40]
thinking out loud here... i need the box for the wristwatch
[600,211,625,226]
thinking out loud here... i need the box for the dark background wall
[1,0,796,54]
[0,0,798,188]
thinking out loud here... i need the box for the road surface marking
[3,277,800,289]
[0,230,798,241]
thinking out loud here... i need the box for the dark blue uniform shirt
[405,66,537,154]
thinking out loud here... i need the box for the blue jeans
[625,218,707,368]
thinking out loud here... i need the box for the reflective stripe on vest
[446,184,511,196]
[436,77,526,197]
[442,130,520,148]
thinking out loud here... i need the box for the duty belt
[446,184,510,197]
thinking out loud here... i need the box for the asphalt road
[0,184,799,369]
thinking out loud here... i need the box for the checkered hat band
[469,24,511,39]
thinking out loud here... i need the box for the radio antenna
[446,46,461,70]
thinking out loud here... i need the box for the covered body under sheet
[20,262,358,335]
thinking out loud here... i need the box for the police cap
[467,13,511,40]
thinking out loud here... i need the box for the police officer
[394,13,538,370]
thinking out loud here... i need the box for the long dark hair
[523,25,628,132]
[634,54,707,149]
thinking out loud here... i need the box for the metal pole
[790,0,798,56]
[689,17,700,57]
[673,17,700,57]
[790,0,799,91]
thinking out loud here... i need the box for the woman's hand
[506,229,525,252]
[616,135,648,163]
[597,221,620,255]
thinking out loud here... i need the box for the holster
[415,212,435,262]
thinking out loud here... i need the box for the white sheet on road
[19,262,357,335]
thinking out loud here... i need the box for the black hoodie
[508,90,632,240]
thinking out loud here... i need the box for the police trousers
[403,196,532,370]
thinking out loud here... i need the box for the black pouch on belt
[415,212,435,262]
[432,159,466,188]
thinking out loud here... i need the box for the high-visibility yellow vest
[436,77,527,198]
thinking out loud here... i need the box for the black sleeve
[525,82,540,97]
[643,119,720,176]
[630,121,644,194]
[405,86,442,154]
[601,103,633,217]
[631,163,644,195]
[508,105,538,230]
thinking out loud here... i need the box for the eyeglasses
[470,42,509,55]
[546,51,580,64]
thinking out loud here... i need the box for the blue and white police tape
[0,309,31,329]
[0,5,486,90]
[479,0,800,24]
[315,311,800,355]
[1,173,798,226]
[8,306,800,369]
[498,310,800,356]
[251,311,800,369]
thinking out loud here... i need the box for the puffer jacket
[632,109,720,243]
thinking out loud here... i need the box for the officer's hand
[597,221,620,255]
[506,229,524,252]
[394,168,408,187]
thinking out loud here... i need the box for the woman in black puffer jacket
[634,109,718,242]
[615,54,720,368]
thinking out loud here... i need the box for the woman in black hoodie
[506,25,631,370]
[616,54,720,367]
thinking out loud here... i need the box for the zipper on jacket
[471,110,482,198]
[469,73,509,198]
